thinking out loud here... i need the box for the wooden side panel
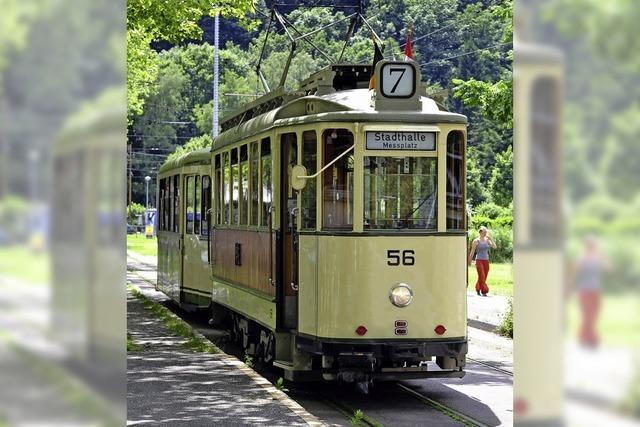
[212,229,275,297]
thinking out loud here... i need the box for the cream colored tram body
[158,61,468,384]
[513,43,564,424]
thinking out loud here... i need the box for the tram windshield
[363,156,437,230]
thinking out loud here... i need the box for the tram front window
[364,156,437,230]
[322,129,354,230]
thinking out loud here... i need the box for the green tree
[488,145,512,207]
[167,134,213,161]
[0,0,46,91]
[403,0,459,82]
[600,104,640,200]
[127,202,146,224]
[452,0,513,130]
[466,148,489,207]
[126,0,255,119]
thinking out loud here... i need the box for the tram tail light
[355,325,368,336]
[434,325,446,335]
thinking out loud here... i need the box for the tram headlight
[389,283,413,307]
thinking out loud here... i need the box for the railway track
[467,357,513,377]
[127,257,513,427]
[396,383,490,427]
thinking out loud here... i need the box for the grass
[128,284,218,353]
[0,246,49,284]
[621,361,640,418]
[127,234,157,257]
[127,334,140,352]
[565,292,640,348]
[468,262,513,296]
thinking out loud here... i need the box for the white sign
[380,63,416,97]
[366,131,436,151]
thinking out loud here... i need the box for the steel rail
[467,357,513,377]
[397,383,490,427]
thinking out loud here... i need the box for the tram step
[273,359,294,370]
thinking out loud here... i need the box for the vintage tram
[157,60,468,387]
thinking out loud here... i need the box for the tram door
[280,133,299,329]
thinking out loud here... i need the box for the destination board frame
[365,131,436,151]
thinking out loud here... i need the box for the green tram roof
[53,88,125,155]
[212,88,467,152]
[158,148,211,174]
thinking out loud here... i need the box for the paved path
[127,270,322,426]
[467,290,509,328]
[0,274,119,425]
[129,251,640,426]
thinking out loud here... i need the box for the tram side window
[214,155,221,225]
[158,178,164,230]
[162,178,171,231]
[281,132,298,231]
[194,174,201,234]
[250,142,260,226]
[185,176,194,234]
[240,145,249,226]
[231,148,239,225]
[530,77,561,244]
[161,178,168,231]
[223,151,230,225]
[322,129,354,230]
[302,130,317,230]
[261,138,272,227]
[169,175,174,232]
[173,175,180,233]
[363,157,437,230]
[202,175,211,235]
[446,131,465,231]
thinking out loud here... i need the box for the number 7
[389,67,406,93]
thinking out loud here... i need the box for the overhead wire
[419,41,512,67]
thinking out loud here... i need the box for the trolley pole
[212,12,220,138]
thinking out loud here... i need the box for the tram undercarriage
[218,304,467,386]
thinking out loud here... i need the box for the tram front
[287,60,468,384]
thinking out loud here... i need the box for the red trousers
[579,290,601,347]
[475,259,490,295]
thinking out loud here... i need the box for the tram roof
[212,88,467,151]
[53,88,125,155]
[158,148,211,174]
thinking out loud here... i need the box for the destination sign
[366,131,436,151]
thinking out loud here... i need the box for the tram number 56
[387,250,415,266]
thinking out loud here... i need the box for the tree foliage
[488,145,512,207]
[167,134,213,162]
[128,1,514,209]
[0,0,45,91]
[126,0,255,118]
[127,202,146,224]
[452,0,512,130]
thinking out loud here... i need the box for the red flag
[403,26,413,61]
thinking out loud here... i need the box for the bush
[470,214,512,230]
[127,203,146,225]
[474,202,511,219]
[0,195,30,243]
[496,298,513,338]
[468,226,513,263]
[470,214,494,230]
